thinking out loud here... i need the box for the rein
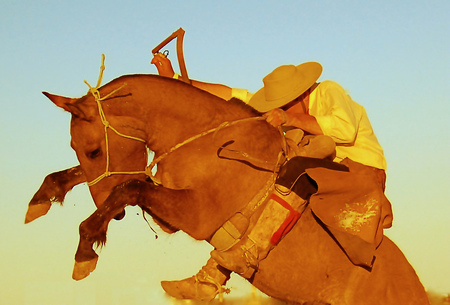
[84,54,287,187]
[146,116,286,185]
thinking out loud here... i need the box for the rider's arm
[190,80,233,101]
[310,81,359,143]
[284,113,324,135]
[151,53,235,101]
[264,108,324,135]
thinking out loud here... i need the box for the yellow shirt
[232,82,387,170]
[309,81,386,170]
[231,88,254,103]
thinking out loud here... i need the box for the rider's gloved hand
[151,53,176,78]
[263,108,288,127]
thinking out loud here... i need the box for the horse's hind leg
[25,166,85,223]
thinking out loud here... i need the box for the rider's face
[282,92,308,115]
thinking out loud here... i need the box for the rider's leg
[162,157,348,300]
[211,157,348,279]
[211,184,307,278]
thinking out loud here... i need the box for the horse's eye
[87,148,102,159]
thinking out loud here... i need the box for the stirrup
[195,269,230,302]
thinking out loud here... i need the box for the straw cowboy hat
[248,62,322,112]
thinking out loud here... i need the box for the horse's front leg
[25,166,86,223]
[72,179,196,280]
[72,183,136,280]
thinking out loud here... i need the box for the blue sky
[1,1,449,303]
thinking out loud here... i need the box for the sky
[1,1,449,304]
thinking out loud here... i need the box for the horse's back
[253,208,429,305]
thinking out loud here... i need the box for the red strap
[269,194,302,245]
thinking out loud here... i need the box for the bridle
[84,55,148,186]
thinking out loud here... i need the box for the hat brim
[248,62,322,113]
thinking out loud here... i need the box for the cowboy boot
[161,257,231,302]
[211,185,307,278]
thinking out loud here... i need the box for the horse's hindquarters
[350,236,429,304]
[251,209,429,305]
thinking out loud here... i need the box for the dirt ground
[163,290,449,305]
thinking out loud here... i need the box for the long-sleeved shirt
[309,80,386,170]
[232,80,387,170]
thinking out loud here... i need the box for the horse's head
[44,83,149,209]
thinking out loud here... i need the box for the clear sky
[1,1,449,304]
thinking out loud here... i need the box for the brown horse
[27,73,429,304]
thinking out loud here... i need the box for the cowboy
[151,54,389,301]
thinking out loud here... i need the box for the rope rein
[145,116,285,184]
[84,54,287,187]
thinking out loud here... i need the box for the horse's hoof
[72,257,98,281]
[24,203,51,224]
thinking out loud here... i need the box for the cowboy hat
[248,62,322,112]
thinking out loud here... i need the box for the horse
[26,72,430,304]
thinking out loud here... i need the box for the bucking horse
[25,57,429,304]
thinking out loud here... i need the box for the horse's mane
[227,97,261,117]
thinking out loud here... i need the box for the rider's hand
[263,108,288,127]
[151,53,176,78]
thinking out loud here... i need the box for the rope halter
[84,54,148,186]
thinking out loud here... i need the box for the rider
[151,53,390,301]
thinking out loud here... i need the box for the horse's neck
[101,75,256,156]
[141,80,254,155]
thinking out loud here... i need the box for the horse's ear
[43,91,87,119]
[43,91,77,111]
